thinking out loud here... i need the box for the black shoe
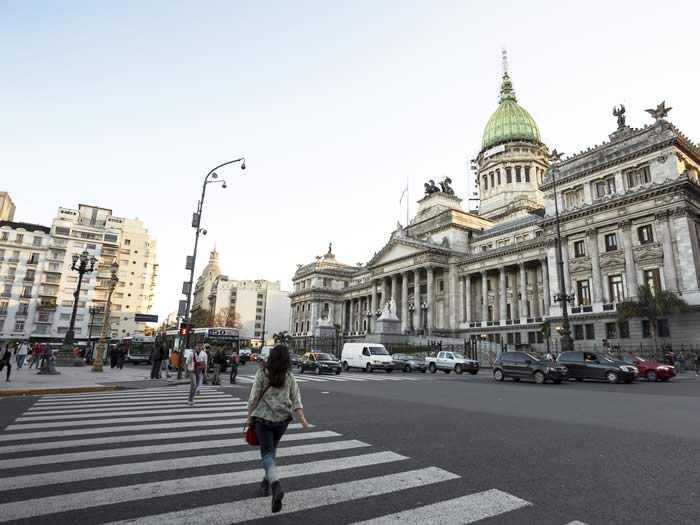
[259,478,270,497]
[271,481,284,513]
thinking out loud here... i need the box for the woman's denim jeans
[255,419,289,483]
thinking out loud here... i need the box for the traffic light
[179,323,189,337]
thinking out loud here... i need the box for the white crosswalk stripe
[0,385,552,524]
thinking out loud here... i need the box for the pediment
[368,241,426,268]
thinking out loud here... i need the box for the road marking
[347,489,532,524]
[1,440,371,490]
[0,423,311,454]
[0,451,407,522]
[17,405,245,421]
[25,401,246,415]
[27,398,237,412]
[0,430,341,469]
[0,417,250,442]
[33,393,229,406]
[102,466,460,525]
[6,411,248,430]
[33,387,224,400]
[564,522,589,525]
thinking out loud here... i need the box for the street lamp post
[365,310,372,333]
[408,303,415,333]
[178,158,245,380]
[420,301,428,335]
[63,250,97,351]
[87,306,101,361]
[92,262,119,373]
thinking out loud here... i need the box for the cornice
[457,238,546,270]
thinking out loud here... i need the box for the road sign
[134,314,159,323]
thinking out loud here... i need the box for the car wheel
[455,364,463,375]
[534,371,545,384]
[468,370,478,375]
[315,366,322,375]
[335,369,341,375]
[494,369,504,382]
[342,361,349,372]
[646,370,657,382]
[404,364,411,373]
[429,363,437,374]
[575,378,584,382]
[365,363,373,373]
[606,371,619,384]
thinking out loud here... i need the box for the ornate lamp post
[87,305,102,361]
[420,301,428,334]
[408,303,415,333]
[178,158,245,379]
[63,250,97,350]
[92,262,119,373]
[365,310,372,333]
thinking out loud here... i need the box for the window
[625,165,651,188]
[18,303,29,315]
[438,280,444,292]
[604,233,618,252]
[643,268,662,293]
[0,232,7,241]
[490,172,495,187]
[32,237,42,247]
[642,320,652,338]
[638,225,654,244]
[482,175,488,191]
[585,324,595,340]
[21,286,32,298]
[487,279,492,292]
[608,275,624,303]
[619,321,630,339]
[14,320,24,332]
[496,169,501,185]
[577,280,591,306]
[657,319,670,338]
[606,322,618,339]
[506,167,512,183]
[104,233,118,242]
[515,166,522,183]
[594,176,616,199]
[573,240,586,258]
[124,239,131,246]
[15,234,23,244]
[564,187,584,208]
[255,315,262,320]
[528,331,536,344]
[524,166,530,183]
[487,305,493,321]
[574,325,584,340]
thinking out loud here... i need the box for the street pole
[551,162,574,353]
[87,306,99,361]
[63,250,97,351]
[178,158,245,379]
[93,262,119,372]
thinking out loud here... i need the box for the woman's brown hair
[266,345,291,388]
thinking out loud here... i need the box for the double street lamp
[62,250,97,350]
[178,158,246,380]
[92,262,119,372]
[408,303,415,333]
[420,301,428,334]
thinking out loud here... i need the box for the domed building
[476,58,549,222]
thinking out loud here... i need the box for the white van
[341,343,393,373]
[260,345,275,361]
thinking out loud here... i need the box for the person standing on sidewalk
[0,344,13,381]
[160,347,172,379]
[16,340,29,369]
[229,351,239,384]
[150,343,162,379]
[212,347,225,385]
[246,345,310,514]
[28,342,42,369]
[186,344,207,405]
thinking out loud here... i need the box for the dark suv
[493,352,568,384]
[557,351,638,383]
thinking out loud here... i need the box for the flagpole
[406,178,409,226]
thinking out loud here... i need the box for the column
[531,268,539,317]
[562,240,572,296]
[448,264,458,330]
[499,267,507,323]
[381,278,388,309]
[586,228,602,304]
[465,275,472,323]
[541,258,550,317]
[370,281,377,332]
[519,263,528,320]
[401,272,409,332]
[481,270,488,323]
[391,274,398,302]
[413,268,421,330]
[619,221,639,298]
[426,266,434,333]
[657,211,679,291]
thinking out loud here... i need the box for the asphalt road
[0,367,698,524]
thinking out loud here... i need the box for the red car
[621,355,675,382]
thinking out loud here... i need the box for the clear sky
[2,0,699,321]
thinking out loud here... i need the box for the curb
[0,386,120,397]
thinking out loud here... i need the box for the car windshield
[369,347,389,355]
[392,354,406,360]
[316,353,335,361]
[451,353,467,360]
[524,353,544,362]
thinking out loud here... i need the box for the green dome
[481,71,541,151]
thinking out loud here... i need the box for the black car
[299,352,342,375]
[557,351,637,383]
[391,353,427,373]
[290,353,301,366]
[493,351,568,384]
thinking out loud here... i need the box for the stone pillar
[541,258,550,317]
[499,267,507,323]
[391,274,398,303]
[465,275,472,323]
[426,266,434,334]
[586,228,602,304]
[481,270,488,323]
[310,302,319,331]
[448,263,458,330]
[657,211,679,291]
[562,240,571,296]
[401,272,409,332]
[370,281,377,332]
[620,221,639,298]
[519,263,528,320]
[413,268,421,331]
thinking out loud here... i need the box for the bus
[123,336,156,365]
[164,327,240,369]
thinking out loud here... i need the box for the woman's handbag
[244,384,272,446]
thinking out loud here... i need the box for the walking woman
[246,345,309,513]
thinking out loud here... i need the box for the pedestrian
[16,340,29,369]
[186,344,207,405]
[160,347,172,379]
[201,344,211,385]
[150,343,162,379]
[39,344,52,370]
[117,345,126,369]
[28,343,42,369]
[157,343,167,378]
[0,344,13,381]
[109,346,120,369]
[212,347,225,385]
[694,352,700,376]
[545,350,553,361]
[230,351,239,384]
[246,345,310,513]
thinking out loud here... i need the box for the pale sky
[2,1,699,321]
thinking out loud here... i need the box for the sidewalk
[0,365,186,396]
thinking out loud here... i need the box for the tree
[190,308,214,328]
[540,319,551,354]
[617,285,690,352]
[213,308,242,329]
[272,331,291,346]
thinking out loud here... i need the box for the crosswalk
[0,386,584,524]
[235,371,427,384]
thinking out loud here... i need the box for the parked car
[391,353,427,373]
[341,343,393,372]
[299,352,342,375]
[239,348,252,364]
[425,351,479,375]
[621,355,675,382]
[290,353,301,366]
[493,351,568,384]
[557,351,638,383]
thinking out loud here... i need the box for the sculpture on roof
[439,176,455,195]
[613,104,626,128]
[548,149,565,163]
[423,179,440,196]
[645,101,672,122]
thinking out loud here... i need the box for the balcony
[3,275,15,282]
[26,259,39,266]
[0,292,10,298]
[20,294,32,300]
[15,311,29,318]
[603,303,616,311]
[39,289,58,297]
[38,300,57,311]
[43,276,61,284]
[23,276,35,283]
[47,254,64,262]
[8,257,19,263]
